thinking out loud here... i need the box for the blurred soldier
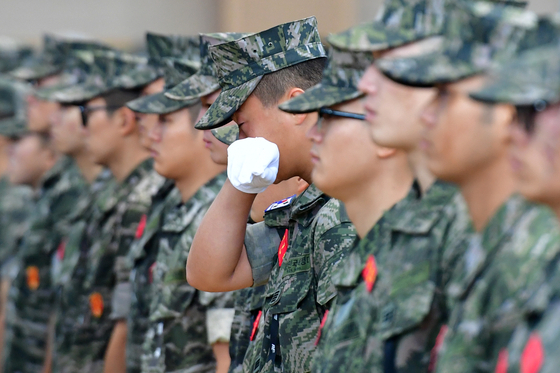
[0,78,34,369]
[376,3,560,372]
[126,55,231,373]
[2,37,109,373]
[465,17,560,373]
[186,17,357,373]
[0,36,33,74]
[46,51,164,373]
[113,33,200,373]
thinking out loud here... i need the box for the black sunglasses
[515,100,548,135]
[317,107,366,131]
[78,105,122,127]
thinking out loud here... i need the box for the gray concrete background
[0,0,557,49]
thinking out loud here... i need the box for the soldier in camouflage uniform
[0,77,34,369]
[376,3,560,372]
[184,17,357,373]
[126,46,235,373]
[45,50,164,373]
[464,20,560,373]
[0,37,33,74]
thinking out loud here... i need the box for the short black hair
[101,88,143,114]
[252,58,326,107]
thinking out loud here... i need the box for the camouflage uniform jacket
[62,159,163,373]
[52,168,115,373]
[434,194,560,373]
[142,172,235,373]
[311,181,471,373]
[228,284,267,373]
[4,156,86,373]
[126,179,181,373]
[241,184,357,373]
[0,175,33,279]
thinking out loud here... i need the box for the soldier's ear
[118,107,138,136]
[376,146,397,159]
[284,88,307,126]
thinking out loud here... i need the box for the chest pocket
[376,209,443,340]
[267,254,312,314]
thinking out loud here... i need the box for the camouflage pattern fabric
[279,47,371,114]
[0,77,32,137]
[195,17,327,130]
[113,33,201,90]
[49,50,150,104]
[470,15,560,105]
[211,124,239,146]
[3,156,87,373]
[241,184,357,373]
[0,176,32,271]
[165,32,247,101]
[126,58,199,115]
[126,180,181,373]
[51,168,115,373]
[312,181,472,373]
[0,36,33,73]
[375,1,538,87]
[10,34,68,81]
[142,173,235,373]
[434,195,560,373]
[228,285,266,373]
[56,159,163,373]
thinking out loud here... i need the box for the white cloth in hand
[227,137,280,194]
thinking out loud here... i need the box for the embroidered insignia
[521,333,544,373]
[26,266,40,290]
[265,195,296,212]
[362,255,378,292]
[89,292,104,318]
[135,214,148,239]
[315,310,329,346]
[250,310,262,341]
[278,229,289,267]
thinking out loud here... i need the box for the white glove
[227,137,280,194]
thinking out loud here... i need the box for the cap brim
[10,63,61,81]
[49,82,108,104]
[195,75,262,130]
[127,91,197,115]
[470,81,560,106]
[0,117,27,137]
[165,72,220,101]
[328,21,436,52]
[375,52,481,88]
[114,67,161,90]
[211,124,239,145]
[279,84,364,114]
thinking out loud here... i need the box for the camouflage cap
[195,16,327,130]
[375,1,538,87]
[470,15,560,105]
[35,41,113,101]
[113,33,201,90]
[279,47,371,113]
[10,34,68,81]
[126,58,199,114]
[0,78,32,137]
[211,124,239,145]
[0,36,34,73]
[165,32,247,101]
[47,51,149,103]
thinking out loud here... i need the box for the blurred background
[0,0,557,50]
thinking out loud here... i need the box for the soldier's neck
[174,159,226,203]
[73,149,103,184]
[344,159,413,238]
[0,152,8,179]
[107,140,151,183]
[459,156,515,232]
[407,148,435,195]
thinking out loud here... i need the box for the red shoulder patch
[278,229,289,267]
[250,310,262,342]
[521,333,544,373]
[315,310,329,346]
[362,255,377,292]
[135,214,148,239]
[495,349,508,373]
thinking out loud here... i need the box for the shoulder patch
[265,195,296,213]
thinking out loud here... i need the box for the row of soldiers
[0,0,560,372]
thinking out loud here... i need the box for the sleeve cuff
[206,308,235,344]
[110,281,132,320]
[244,222,281,287]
